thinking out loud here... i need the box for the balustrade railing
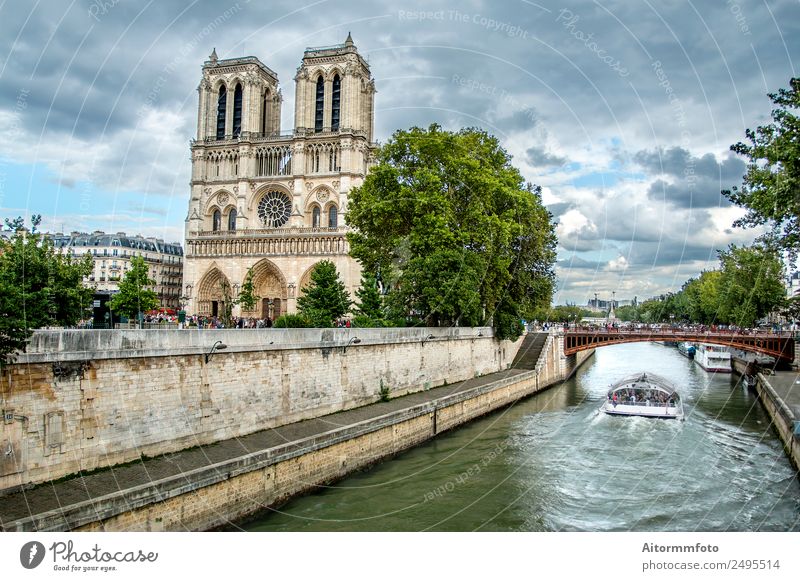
[193,226,348,238]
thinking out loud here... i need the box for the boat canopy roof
[608,372,678,396]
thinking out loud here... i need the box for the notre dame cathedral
[183,34,376,319]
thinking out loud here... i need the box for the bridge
[561,328,796,362]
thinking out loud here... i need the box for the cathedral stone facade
[183,35,376,319]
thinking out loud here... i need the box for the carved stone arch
[305,185,335,209]
[203,189,234,214]
[249,258,288,319]
[247,183,293,213]
[196,266,232,316]
[297,262,321,299]
[228,76,245,90]
[310,68,326,82]
[327,67,344,82]
[212,78,229,93]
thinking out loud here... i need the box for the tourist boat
[677,342,695,359]
[600,372,684,419]
[694,343,731,373]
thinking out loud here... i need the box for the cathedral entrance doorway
[249,259,287,320]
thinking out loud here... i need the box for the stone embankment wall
[755,374,800,470]
[0,327,515,493]
[70,336,593,532]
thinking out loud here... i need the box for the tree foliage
[716,243,786,327]
[625,244,785,326]
[237,267,260,313]
[346,124,556,340]
[0,216,93,365]
[109,255,159,320]
[723,78,800,255]
[352,271,390,327]
[296,260,352,327]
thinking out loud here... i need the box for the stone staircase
[511,332,548,370]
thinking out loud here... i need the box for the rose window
[257,191,292,228]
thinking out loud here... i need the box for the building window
[314,75,324,132]
[257,191,292,228]
[331,74,341,131]
[228,208,237,231]
[328,205,338,228]
[212,209,221,231]
[312,206,320,228]
[113,249,118,256]
[232,83,243,137]
[216,85,227,139]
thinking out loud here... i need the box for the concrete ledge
[16,327,495,363]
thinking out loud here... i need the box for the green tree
[297,260,352,327]
[723,78,800,255]
[237,267,260,313]
[615,305,639,321]
[0,216,93,365]
[346,124,556,340]
[717,243,786,327]
[109,255,159,322]
[353,271,388,327]
[219,278,235,327]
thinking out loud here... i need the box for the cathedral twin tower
[183,34,376,320]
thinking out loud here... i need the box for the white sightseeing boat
[600,372,684,420]
[694,344,731,373]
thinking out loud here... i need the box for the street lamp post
[205,340,227,364]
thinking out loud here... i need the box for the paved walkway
[0,369,529,529]
[762,370,800,421]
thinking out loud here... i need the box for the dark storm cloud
[557,256,603,270]
[628,241,722,267]
[635,147,746,208]
[525,145,566,167]
[546,202,574,219]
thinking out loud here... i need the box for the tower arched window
[228,208,237,231]
[328,205,338,228]
[212,209,221,232]
[216,86,227,139]
[314,75,324,133]
[312,206,321,228]
[261,90,269,135]
[331,74,341,131]
[233,83,243,137]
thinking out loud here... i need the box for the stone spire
[344,32,354,47]
[209,48,218,64]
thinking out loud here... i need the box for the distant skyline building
[48,231,183,309]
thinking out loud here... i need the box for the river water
[241,342,800,531]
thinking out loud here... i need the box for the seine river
[241,342,800,531]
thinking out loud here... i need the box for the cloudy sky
[0,0,797,305]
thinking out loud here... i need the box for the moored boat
[677,342,695,359]
[600,372,684,420]
[694,344,731,373]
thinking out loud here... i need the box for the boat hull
[601,402,682,419]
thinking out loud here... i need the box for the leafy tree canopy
[346,124,556,340]
[108,255,159,320]
[0,216,93,365]
[237,267,260,313]
[296,260,352,327]
[723,78,800,255]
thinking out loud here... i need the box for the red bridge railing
[559,328,795,361]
